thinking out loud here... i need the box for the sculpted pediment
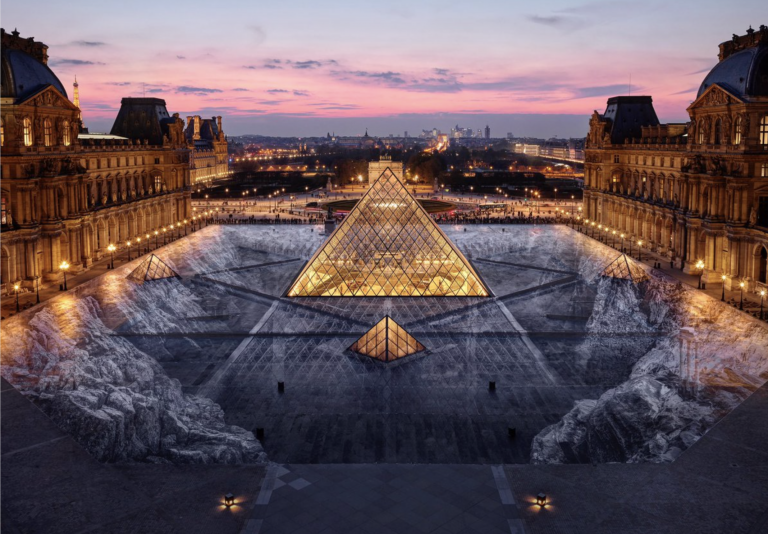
[688,84,743,110]
[18,85,79,111]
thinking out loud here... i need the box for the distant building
[184,115,229,184]
[485,125,490,139]
[584,25,768,291]
[368,155,404,184]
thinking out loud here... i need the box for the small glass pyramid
[600,254,649,283]
[288,168,489,297]
[126,254,181,284]
[349,316,425,362]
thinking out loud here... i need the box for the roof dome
[1,47,67,101]
[697,45,768,99]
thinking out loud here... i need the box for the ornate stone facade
[0,29,191,295]
[583,27,768,293]
[185,115,229,184]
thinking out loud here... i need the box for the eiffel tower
[287,168,489,297]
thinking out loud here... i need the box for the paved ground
[0,378,266,534]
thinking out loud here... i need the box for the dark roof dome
[1,29,67,101]
[697,45,768,99]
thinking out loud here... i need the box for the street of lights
[107,244,116,269]
[695,260,705,289]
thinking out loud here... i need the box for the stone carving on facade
[708,156,727,176]
[40,158,58,176]
[681,155,705,174]
[702,87,729,107]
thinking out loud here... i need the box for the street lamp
[107,244,116,269]
[183,219,188,236]
[34,274,41,304]
[136,237,141,257]
[695,259,705,289]
[59,260,70,290]
[126,241,132,261]
[154,230,159,249]
[721,274,727,301]
[162,227,168,244]
[739,281,745,310]
[611,230,617,248]
[637,240,643,261]
[760,290,766,320]
[13,282,21,312]
[620,233,625,252]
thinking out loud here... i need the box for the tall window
[154,175,163,192]
[62,121,71,146]
[44,119,52,147]
[762,163,768,177]
[23,117,33,146]
[697,124,705,145]
[714,119,722,145]
[760,115,768,146]
[0,118,4,146]
[733,117,742,145]
[1,195,7,225]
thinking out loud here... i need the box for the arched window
[0,118,4,147]
[760,115,768,146]
[714,119,722,145]
[733,117,742,145]
[44,119,52,147]
[697,123,705,145]
[154,175,163,192]
[23,117,33,146]
[1,193,8,225]
[62,121,71,146]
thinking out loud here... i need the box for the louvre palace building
[584,26,768,293]
[0,28,193,295]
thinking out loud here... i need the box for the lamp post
[34,275,40,304]
[620,233,625,253]
[612,230,617,248]
[126,240,132,261]
[154,230,159,249]
[136,237,141,257]
[162,227,167,244]
[695,260,705,289]
[183,219,188,236]
[721,274,727,301]
[107,244,116,269]
[760,290,766,320]
[13,282,21,312]
[59,260,70,290]
[739,281,745,310]
[637,240,643,261]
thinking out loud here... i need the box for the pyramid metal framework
[349,315,426,362]
[126,254,181,284]
[288,168,490,297]
[600,254,650,283]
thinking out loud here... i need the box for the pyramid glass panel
[349,316,426,362]
[288,168,489,297]
[126,254,181,284]
[600,254,650,283]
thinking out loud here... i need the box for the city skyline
[4,0,762,137]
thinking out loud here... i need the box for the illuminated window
[44,119,52,146]
[697,123,705,145]
[62,121,71,146]
[23,117,33,146]
[733,117,742,145]
[762,163,768,177]
[154,175,163,192]
[760,115,768,146]
[1,195,7,225]
[0,118,4,146]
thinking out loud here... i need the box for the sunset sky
[3,0,764,137]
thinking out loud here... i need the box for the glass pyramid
[126,254,181,284]
[349,315,425,362]
[288,168,489,297]
[600,254,650,283]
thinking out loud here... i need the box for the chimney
[216,116,223,135]
[193,116,200,140]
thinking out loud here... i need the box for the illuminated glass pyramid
[349,316,425,362]
[126,254,181,284]
[600,254,649,283]
[288,168,489,297]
